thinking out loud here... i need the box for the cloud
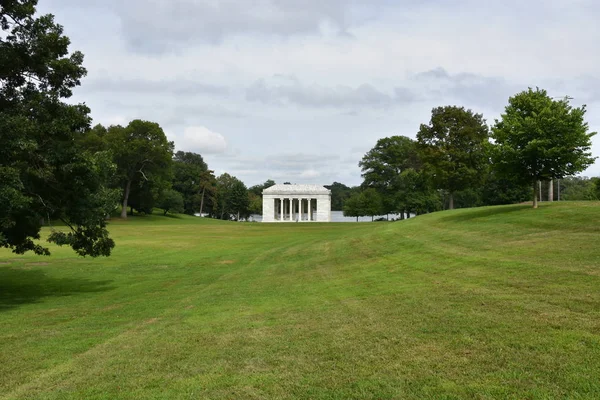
[246,77,414,108]
[82,77,229,96]
[411,67,521,109]
[300,169,322,179]
[177,126,228,154]
[111,0,359,53]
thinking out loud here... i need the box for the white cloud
[178,126,228,154]
[39,0,600,186]
[300,169,322,179]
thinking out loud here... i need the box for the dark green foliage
[360,136,420,214]
[214,173,249,220]
[247,193,262,216]
[157,189,184,215]
[325,182,353,211]
[103,120,174,218]
[559,176,599,201]
[480,172,531,206]
[229,180,250,221]
[171,151,208,214]
[247,179,276,215]
[343,188,384,221]
[248,179,276,197]
[492,88,596,207]
[394,169,442,215]
[417,106,490,209]
[0,1,118,256]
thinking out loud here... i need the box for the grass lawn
[1,202,599,399]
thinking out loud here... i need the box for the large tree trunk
[199,187,205,215]
[548,179,554,202]
[448,193,454,210]
[120,179,132,218]
[533,180,539,209]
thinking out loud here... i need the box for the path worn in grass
[1,202,599,399]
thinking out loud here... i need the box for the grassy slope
[0,203,599,399]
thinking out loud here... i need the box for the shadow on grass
[0,267,114,312]
[439,204,532,223]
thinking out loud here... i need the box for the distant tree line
[342,95,597,220]
[1,2,597,257]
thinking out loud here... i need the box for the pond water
[248,211,415,223]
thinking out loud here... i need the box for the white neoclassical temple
[262,184,331,222]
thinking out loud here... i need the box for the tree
[247,179,276,215]
[360,136,420,214]
[417,106,490,210]
[105,120,174,218]
[342,189,383,222]
[394,169,442,216]
[247,192,262,217]
[229,180,250,221]
[361,188,384,221]
[248,179,276,197]
[171,151,209,214]
[197,169,217,216]
[214,173,248,220]
[0,1,119,256]
[492,88,596,208]
[343,192,364,222]
[559,176,598,201]
[157,189,184,215]
[325,182,352,211]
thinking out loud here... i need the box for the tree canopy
[417,106,490,209]
[172,151,209,214]
[104,120,174,218]
[360,136,420,214]
[492,88,596,208]
[0,0,118,256]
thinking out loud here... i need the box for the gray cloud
[412,67,521,110]
[246,77,414,108]
[113,0,353,53]
[82,77,229,96]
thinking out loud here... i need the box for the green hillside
[1,203,599,399]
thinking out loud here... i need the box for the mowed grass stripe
[1,203,599,399]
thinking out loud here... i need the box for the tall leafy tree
[0,1,119,256]
[394,169,442,217]
[343,192,365,222]
[492,88,596,208]
[105,120,174,218]
[359,136,420,214]
[171,151,208,214]
[229,179,250,221]
[417,106,490,210]
[157,189,184,215]
[197,169,217,216]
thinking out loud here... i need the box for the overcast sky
[40,0,600,187]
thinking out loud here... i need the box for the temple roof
[263,184,331,195]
